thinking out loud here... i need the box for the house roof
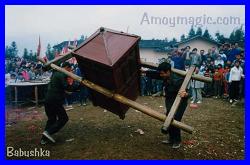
[139,40,167,49]
[73,27,141,66]
[176,35,221,47]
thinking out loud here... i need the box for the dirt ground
[5,96,244,160]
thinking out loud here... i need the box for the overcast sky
[5,5,245,56]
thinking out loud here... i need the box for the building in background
[176,35,220,52]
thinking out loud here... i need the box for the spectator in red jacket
[213,65,223,98]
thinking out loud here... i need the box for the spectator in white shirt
[229,60,244,103]
[214,56,224,67]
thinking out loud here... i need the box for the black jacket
[146,70,187,100]
[45,71,68,104]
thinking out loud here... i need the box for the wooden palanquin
[73,27,141,119]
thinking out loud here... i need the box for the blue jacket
[228,48,241,62]
[171,56,185,70]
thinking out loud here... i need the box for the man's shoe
[152,92,161,97]
[40,139,48,145]
[197,101,202,104]
[172,143,181,149]
[229,99,233,103]
[65,106,74,111]
[42,131,55,143]
[162,139,173,144]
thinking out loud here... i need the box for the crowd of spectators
[140,42,245,105]
[5,57,51,85]
[5,41,245,107]
[5,57,89,108]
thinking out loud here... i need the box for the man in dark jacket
[145,62,189,149]
[41,62,72,144]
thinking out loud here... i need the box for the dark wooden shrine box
[73,27,141,119]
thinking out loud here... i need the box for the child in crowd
[213,66,223,98]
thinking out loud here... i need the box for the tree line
[5,27,244,61]
[5,41,51,61]
[180,25,244,45]
[5,35,87,62]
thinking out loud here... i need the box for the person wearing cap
[41,62,72,145]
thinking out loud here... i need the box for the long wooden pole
[44,51,73,70]
[140,61,212,83]
[41,52,212,83]
[38,57,194,134]
[162,66,196,131]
